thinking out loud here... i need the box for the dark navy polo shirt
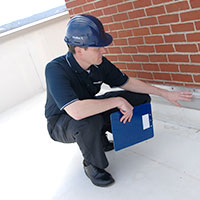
[45,52,129,119]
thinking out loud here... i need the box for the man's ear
[74,46,82,55]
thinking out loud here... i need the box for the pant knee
[144,93,151,103]
[118,91,151,106]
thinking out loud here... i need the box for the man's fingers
[180,91,193,95]
[179,97,192,101]
[120,112,133,124]
[169,91,193,106]
[120,115,127,123]
[179,92,193,101]
[172,101,181,107]
[128,112,133,122]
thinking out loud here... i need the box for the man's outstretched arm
[121,77,193,106]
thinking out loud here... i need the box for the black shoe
[103,140,114,152]
[83,164,115,187]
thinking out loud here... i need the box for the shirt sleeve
[45,63,79,110]
[102,57,129,88]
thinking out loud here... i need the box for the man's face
[81,47,107,66]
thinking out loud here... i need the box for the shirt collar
[65,52,85,73]
[65,51,101,74]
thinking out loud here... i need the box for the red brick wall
[65,0,200,88]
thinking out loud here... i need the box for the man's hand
[162,90,193,106]
[117,97,134,124]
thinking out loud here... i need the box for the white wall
[0,13,70,113]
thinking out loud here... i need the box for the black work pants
[47,91,151,169]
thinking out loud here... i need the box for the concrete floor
[0,92,200,200]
